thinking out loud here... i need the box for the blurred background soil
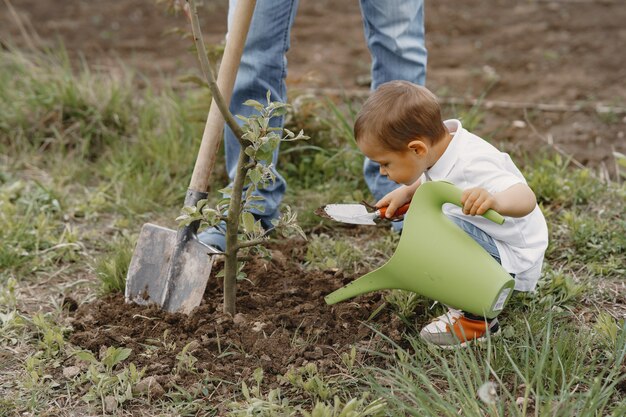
[2,0,625,167]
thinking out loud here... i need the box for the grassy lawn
[1,46,625,416]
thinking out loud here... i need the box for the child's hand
[461,187,498,216]
[375,182,419,217]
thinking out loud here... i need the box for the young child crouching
[354,81,549,348]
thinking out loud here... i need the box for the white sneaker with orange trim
[419,309,500,349]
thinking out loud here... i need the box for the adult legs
[198,0,299,250]
[359,0,427,229]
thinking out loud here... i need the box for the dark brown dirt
[69,237,409,390]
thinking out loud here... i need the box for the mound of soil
[69,237,409,391]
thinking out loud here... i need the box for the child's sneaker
[419,309,500,348]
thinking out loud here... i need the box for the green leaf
[246,203,265,213]
[218,187,233,197]
[241,380,250,400]
[235,115,249,124]
[253,367,264,384]
[242,212,255,233]
[102,347,132,370]
[250,120,261,138]
[244,146,256,158]
[256,149,273,162]
[248,168,262,185]
[271,106,288,118]
[243,99,264,111]
[74,350,98,364]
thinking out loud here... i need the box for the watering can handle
[436,181,505,225]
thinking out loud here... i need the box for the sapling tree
[178,0,307,315]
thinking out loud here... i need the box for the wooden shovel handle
[189,0,256,192]
[378,203,411,219]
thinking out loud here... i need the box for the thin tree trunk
[223,149,248,315]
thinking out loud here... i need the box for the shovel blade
[125,223,215,314]
[319,204,377,225]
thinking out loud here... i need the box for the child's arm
[461,183,537,218]
[375,179,422,218]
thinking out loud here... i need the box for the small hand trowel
[317,202,411,225]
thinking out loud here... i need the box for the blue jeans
[199,0,427,249]
[448,216,502,264]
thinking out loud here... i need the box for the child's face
[358,137,429,185]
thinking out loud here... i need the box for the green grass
[365,306,626,416]
[1,45,625,415]
[94,234,134,294]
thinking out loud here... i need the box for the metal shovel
[125,0,257,314]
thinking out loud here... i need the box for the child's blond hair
[354,81,447,150]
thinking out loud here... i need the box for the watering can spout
[325,275,393,305]
[324,181,514,318]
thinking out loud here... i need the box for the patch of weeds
[281,363,333,401]
[384,290,429,323]
[160,375,221,415]
[303,229,398,277]
[94,234,134,294]
[554,209,626,272]
[304,234,365,273]
[230,365,385,416]
[1,46,208,215]
[340,346,358,373]
[0,398,18,416]
[228,368,293,415]
[0,175,87,277]
[74,347,143,413]
[534,266,587,310]
[0,276,18,309]
[282,98,365,206]
[0,47,135,161]
[175,340,200,375]
[282,144,363,191]
[301,395,387,417]
[593,312,625,361]
[20,354,60,410]
[526,154,604,207]
[31,312,69,359]
[0,309,28,348]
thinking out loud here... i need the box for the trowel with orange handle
[317,202,411,225]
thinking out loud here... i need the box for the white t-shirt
[424,119,549,291]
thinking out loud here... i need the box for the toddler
[354,81,549,348]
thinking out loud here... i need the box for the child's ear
[407,140,428,157]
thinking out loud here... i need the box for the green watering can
[325,181,515,319]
